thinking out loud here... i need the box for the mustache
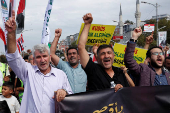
[103,58,110,60]
[40,62,46,64]
[70,56,75,59]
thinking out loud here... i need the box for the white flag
[41,0,53,45]
[0,0,9,46]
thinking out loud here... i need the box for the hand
[114,84,123,92]
[132,27,142,40]
[5,10,17,33]
[144,57,150,65]
[163,46,169,52]
[55,28,62,38]
[62,48,65,53]
[92,43,100,55]
[120,66,128,74]
[145,31,154,44]
[83,13,93,25]
[55,89,67,102]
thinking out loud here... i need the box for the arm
[163,46,169,57]
[14,77,17,88]
[120,66,135,87]
[144,57,150,65]
[50,29,62,66]
[92,43,100,61]
[78,13,93,68]
[62,48,68,62]
[5,10,28,82]
[124,27,143,76]
[144,31,154,50]
[16,87,24,92]
[5,10,17,53]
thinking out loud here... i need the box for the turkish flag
[0,27,6,45]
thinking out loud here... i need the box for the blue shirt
[57,59,87,93]
[6,50,72,113]
[154,69,168,86]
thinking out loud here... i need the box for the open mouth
[41,63,46,67]
[103,59,111,64]
[157,59,162,63]
[70,57,76,61]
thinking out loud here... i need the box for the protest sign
[56,86,170,113]
[158,31,167,48]
[144,24,155,32]
[76,23,116,46]
[113,43,147,67]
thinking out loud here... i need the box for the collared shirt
[154,69,168,86]
[149,66,168,86]
[6,50,73,113]
[57,59,87,93]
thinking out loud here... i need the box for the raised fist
[132,27,142,40]
[83,13,93,25]
[55,28,62,38]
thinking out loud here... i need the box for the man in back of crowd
[28,53,36,65]
[78,13,129,92]
[5,10,72,113]
[124,27,170,86]
[164,57,170,73]
[50,29,87,93]
[23,55,29,62]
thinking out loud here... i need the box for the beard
[68,57,78,66]
[70,62,78,66]
[150,59,163,69]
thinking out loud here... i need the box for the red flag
[0,27,6,45]
[16,34,24,53]
[16,0,26,34]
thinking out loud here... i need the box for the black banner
[55,86,170,113]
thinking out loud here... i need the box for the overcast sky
[0,0,170,54]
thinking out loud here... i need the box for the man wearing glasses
[124,27,170,86]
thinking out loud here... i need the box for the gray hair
[32,44,50,58]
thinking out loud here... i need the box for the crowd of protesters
[0,11,170,113]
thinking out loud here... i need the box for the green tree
[124,20,134,24]
[137,19,170,48]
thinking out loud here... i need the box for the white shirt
[6,49,73,113]
[0,95,20,113]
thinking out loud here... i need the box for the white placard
[158,31,167,47]
[144,24,155,32]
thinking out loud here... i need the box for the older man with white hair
[5,10,72,113]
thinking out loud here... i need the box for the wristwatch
[130,39,137,43]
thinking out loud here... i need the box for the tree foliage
[137,19,170,48]
[124,20,134,24]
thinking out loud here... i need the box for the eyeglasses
[151,52,164,56]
